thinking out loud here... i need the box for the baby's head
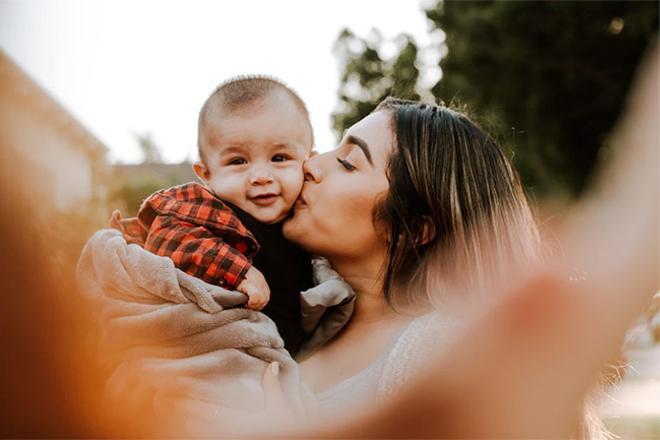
[193,76,314,224]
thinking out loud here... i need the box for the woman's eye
[272,154,289,162]
[228,158,247,166]
[336,157,356,171]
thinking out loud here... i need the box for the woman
[282,97,541,410]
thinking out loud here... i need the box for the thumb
[261,362,289,411]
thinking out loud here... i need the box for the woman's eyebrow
[346,135,373,165]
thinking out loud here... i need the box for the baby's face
[196,92,313,224]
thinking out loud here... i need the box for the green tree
[332,1,658,198]
[427,0,658,196]
[332,29,420,140]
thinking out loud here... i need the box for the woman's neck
[329,255,401,325]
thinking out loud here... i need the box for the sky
[0,0,443,164]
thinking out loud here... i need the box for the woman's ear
[193,161,210,183]
[418,216,436,246]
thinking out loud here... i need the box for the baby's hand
[236,266,271,310]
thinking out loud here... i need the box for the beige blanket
[76,229,319,435]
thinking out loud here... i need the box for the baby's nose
[249,168,274,185]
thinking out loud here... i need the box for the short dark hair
[197,75,313,162]
[374,97,541,309]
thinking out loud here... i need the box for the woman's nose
[303,153,323,183]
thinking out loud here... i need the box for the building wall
[0,50,109,212]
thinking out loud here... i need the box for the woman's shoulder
[378,311,458,396]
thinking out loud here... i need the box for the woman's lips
[250,193,278,206]
[294,194,308,209]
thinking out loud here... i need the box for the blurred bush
[108,162,197,215]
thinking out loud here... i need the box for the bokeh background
[0,0,658,437]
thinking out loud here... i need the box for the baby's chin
[249,207,291,225]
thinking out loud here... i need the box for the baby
[111,76,315,355]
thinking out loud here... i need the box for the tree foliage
[332,1,658,197]
[428,0,658,196]
[332,29,420,138]
[108,177,166,215]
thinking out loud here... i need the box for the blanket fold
[76,229,313,434]
[298,257,356,359]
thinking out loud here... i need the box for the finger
[246,297,259,310]
[261,362,288,411]
[253,294,268,310]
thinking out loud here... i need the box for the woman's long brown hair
[375,97,541,309]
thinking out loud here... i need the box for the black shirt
[225,202,313,356]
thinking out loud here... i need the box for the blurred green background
[332,0,658,200]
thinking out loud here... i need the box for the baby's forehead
[202,106,313,152]
[204,119,311,147]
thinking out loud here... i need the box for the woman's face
[282,110,393,260]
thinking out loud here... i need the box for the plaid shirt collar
[137,182,259,252]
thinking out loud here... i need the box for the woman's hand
[260,362,299,423]
[174,362,301,437]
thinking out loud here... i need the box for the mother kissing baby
[78,74,541,436]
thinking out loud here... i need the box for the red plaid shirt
[110,182,260,288]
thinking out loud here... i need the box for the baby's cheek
[280,166,305,201]
[209,173,245,202]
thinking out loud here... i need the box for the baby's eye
[272,154,290,162]
[228,157,247,166]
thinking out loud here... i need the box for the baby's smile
[249,192,280,206]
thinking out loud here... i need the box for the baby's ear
[192,161,210,183]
